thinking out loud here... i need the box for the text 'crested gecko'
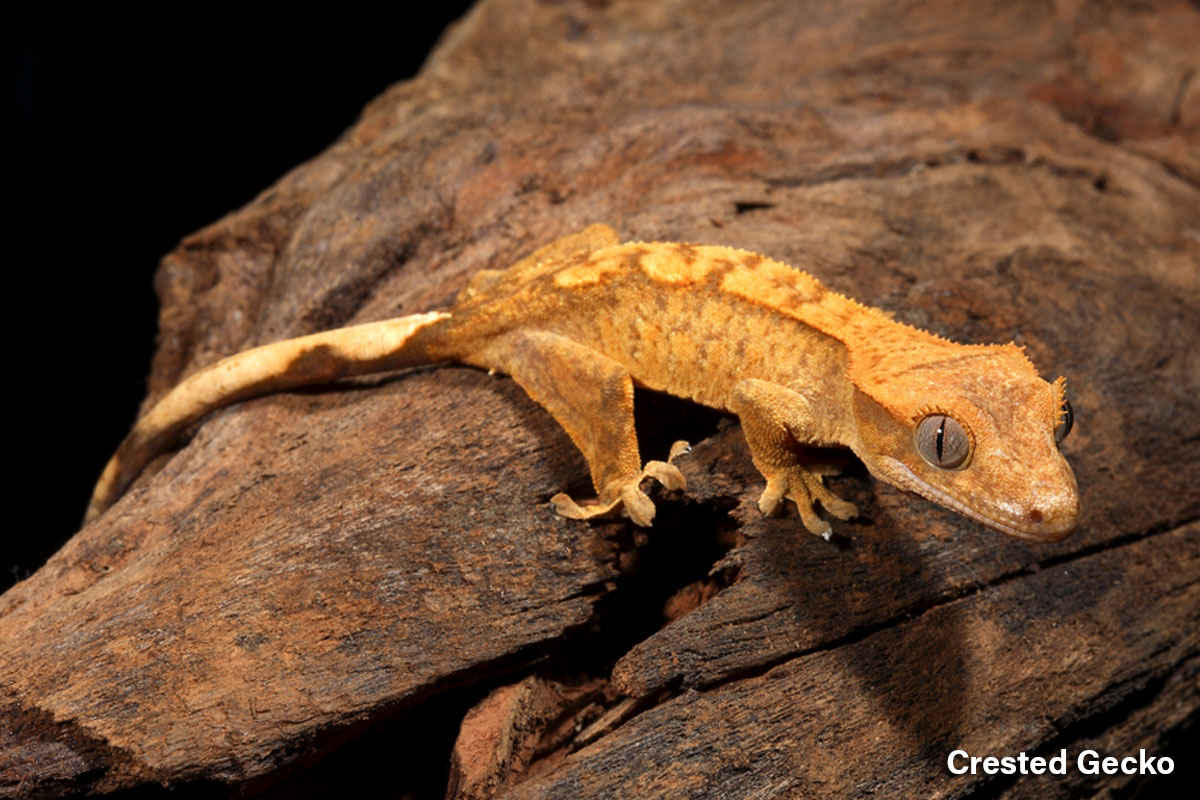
[87,224,1080,541]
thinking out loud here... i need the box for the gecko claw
[668,440,692,461]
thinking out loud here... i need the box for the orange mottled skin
[88,224,1080,541]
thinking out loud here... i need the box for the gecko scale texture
[87,224,1079,541]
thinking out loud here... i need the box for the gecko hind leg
[478,331,685,526]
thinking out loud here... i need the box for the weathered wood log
[2,0,1197,797]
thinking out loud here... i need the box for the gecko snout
[1015,478,1080,541]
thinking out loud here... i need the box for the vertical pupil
[935,416,946,461]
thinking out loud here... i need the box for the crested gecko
[86,224,1080,541]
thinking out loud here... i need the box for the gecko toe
[550,492,621,521]
[667,440,692,462]
[643,460,686,492]
[755,468,850,539]
[758,479,786,516]
[550,492,592,520]
[793,500,833,538]
[820,495,858,521]
[620,485,657,526]
[550,484,657,527]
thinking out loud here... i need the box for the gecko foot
[757,465,858,540]
[551,451,690,527]
[551,485,655,526]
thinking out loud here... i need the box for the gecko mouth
[874,456,1071,541]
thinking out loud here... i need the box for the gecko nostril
[1028,508,1044,524]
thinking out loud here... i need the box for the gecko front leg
[476,331,685,526]
[730,378,858,539]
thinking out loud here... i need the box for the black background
[5,6,474,592]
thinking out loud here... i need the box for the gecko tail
[84,310,453,524]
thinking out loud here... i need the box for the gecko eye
[1054,399,1073,444]
[915,414,971,469]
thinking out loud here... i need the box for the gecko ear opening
[915,414,971,469]
[1054,399,1074,444]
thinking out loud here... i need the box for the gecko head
[849,343,1080,541]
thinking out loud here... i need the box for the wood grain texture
[3,0,1197,797]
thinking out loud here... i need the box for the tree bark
[2,1,1197,797]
